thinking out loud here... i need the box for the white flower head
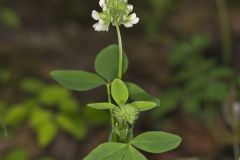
[123,13,139,28]
[99,0,105,7]
[92,0,139,31]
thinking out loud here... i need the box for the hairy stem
[216,0,232,65]
[116,26,123,79]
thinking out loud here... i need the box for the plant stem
[107,83,112,103]
[0,116,7,137]
[233,127,239,160]
[216,0,232,65]
[107,84,117,142]
[217,1,238,158]
[116,26,123,79]
[233,107,240,160]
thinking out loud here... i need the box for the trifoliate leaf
[123,145,147,160]
[95,44,128,81]
[126,82,160,106]
[111,79,129,105]
[50,70,105,91]
[131,131,182,153]
[83,143,126,160]
[131,101,157,111]
[87,102,118,110]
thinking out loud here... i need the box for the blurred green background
[0,0,240,159]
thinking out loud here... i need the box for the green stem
[107,84,113,126]
[0,116,7,137]
[216,0,232,65]
[107,83,112,103]
[233,109,240,160]
[116,26,123,79]
[107,84,117,142]
[233,127,239,160]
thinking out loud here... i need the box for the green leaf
[56,114,86,139]
[30,108,51,129]
[5,148,29,160]
[0,8,21,28]
[38,157,54,160]
[111,79,129,105]
[87,102,118,110]
[59,97,79,113]
[20,78,44,93]
[83,108,109,125]
[83,143,127,160]
[38,85,71,106]
[50,70,105,91]
[131,101,157,111]
[4,105,28,126]
[131,131,182,153]
[126,82,160,106]
[205,82,228,101]
[95,44,128,81]
[182,95,200,113]
[37,121,57,147]
[0,69,11,83]
[0,101,6,113]
[210,67,233,79]
[123,145,147,160]
[153,90,179,117]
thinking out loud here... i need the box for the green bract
[114,104,139,124]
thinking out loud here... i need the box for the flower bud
[114,104,139,124]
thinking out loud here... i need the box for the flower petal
[93,22,109,31]
[131,17,139,24]
[99,0,105,7]
[128,5,133,12]
[123,22,133,28]
[92,10,99,20]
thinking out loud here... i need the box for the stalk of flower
[51,0,182,158]
[91,0,140,142]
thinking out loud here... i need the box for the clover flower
[114,104,139,124]
[92,0,139,31]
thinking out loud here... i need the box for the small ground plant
[51,0,182,159]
